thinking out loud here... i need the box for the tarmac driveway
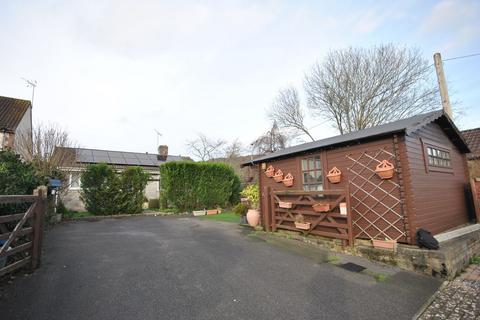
[0,216,441,320]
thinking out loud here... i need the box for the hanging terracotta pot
[273,169,284,182]
[312,202,330,212]
[265,165,275,178]
[278,201,293,209]
[283,173,294,187]
[327,167,342,184]
[375,160,395,179]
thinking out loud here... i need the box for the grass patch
[469,255,480,265]
[199,211,239,223]
[63,211,95,219]
[363,270,390,282]
[327,255,341,264]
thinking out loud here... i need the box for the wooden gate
[0,194,45,277]
[471,178,480,222]
[269,189,353,246]
[346,147,407,242]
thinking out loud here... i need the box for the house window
[301,156,323,191]
[426,146,451,168]
[69,172,82,190]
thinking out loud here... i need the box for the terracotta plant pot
[327,167,342,184]
[312,202,330,212]
[278,201,293,209]
[283,173,294,187]
[265,165,275,178]
[294,222,311,230]
[339,202,347,215]
[273,169,284,183]
[372,239,397,251]
[375,160,395,179]
[246,209,260,227]
[206,209,218,215]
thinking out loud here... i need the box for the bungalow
[243,110,473,245]
[55,145,189,211]
[0,96,32,153]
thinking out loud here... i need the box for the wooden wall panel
[404,121,469,235]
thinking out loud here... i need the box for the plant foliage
[160,161,240,212]
[80,163,149,215]
[240,184,260,209]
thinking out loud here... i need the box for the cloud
[422,0,480,50]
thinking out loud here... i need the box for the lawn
[199,211,240,223]
[63,211,95,219]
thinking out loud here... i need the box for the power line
[443,52,480,62]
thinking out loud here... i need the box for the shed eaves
[244,110,469,165]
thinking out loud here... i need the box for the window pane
[301,159,307,171]
[315,157,321,169]
[308,158,314,170]
[71,173,81,188]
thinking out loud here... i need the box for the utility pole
[433,53,452,118]
[21,78,37,106]
[154,129,162,146]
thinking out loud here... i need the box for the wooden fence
[269,188,353,246]
[471,178,480,222]
[0,193,45,277]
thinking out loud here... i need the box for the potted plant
[241,184,260,227]
[375,160,395,179]
[312,202,330,212]
[282,173,294,187]
[372,238,397,251]
[294,214,311,230]
[265,165,275,177]
[273,169,284,183]
[233,203,249,224]
[327,167,342,184]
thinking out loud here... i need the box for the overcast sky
[0,0,479,158]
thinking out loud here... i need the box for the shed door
[346,147,407,243]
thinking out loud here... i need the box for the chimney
[157,145,168,161]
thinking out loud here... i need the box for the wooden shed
[243,110,472,245]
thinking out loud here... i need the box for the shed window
[426,146,451,168]
[301,156,323,191]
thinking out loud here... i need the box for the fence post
[30,187,46,271]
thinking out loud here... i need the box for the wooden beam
[0,257,31,277]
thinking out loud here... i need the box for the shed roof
[0,96,31,132]
[243,110,470,166]
[461,127,480,160]
[56,147,187,168]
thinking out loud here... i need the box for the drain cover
[339,262,366,273]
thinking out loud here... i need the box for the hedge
[160,161,240,211]
[80,164,149,215]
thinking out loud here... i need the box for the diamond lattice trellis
[347,148,406,241]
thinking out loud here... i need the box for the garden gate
[0,192,45,277]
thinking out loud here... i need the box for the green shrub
[117,167,150,214]
[80,164,149,215]
[240,184,259,209]
[233,203,249,216]
[56,200,68,214]
[160,161,240,212]
[148,198,160,209]
[0,150,38,195]
[0,150,39,215]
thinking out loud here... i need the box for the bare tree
[186,133,226,161]
[223,139,243,159]
[304,44,439,134]
[17,122,78,181]
[268,86,315,141]
[252,121,289,155]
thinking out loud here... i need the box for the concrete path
[0,216,441,320]
[419,264,480,319]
